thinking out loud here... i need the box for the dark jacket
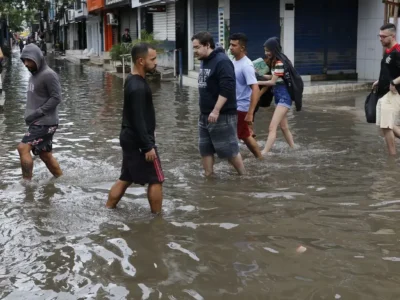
[198,47,237,115]
[20,44,62,125]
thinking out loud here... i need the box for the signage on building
[147,5,166,12]
[88,0,105,11]
[105,0,127,6]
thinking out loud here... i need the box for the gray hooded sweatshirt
[20,44,61,125]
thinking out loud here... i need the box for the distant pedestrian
[374,23,400,155]
[122,28,132,43]
[229,33,262,159]
[18,44,63,180]
[106,43,164,214]
[192,31,245,176]
[0,46,3,94]
[19,39,24,53]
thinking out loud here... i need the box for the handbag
[365,89,379,123]
[258,87,274,107]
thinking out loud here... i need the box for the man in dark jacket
[192,32,245,176]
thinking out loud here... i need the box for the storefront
[87,0,105,55]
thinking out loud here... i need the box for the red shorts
[237,111,251,140]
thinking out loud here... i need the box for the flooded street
[1,51,400,299]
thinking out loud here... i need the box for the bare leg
[280,116,295,148]
[202,155,215,177]
[148,183,163,214]
[228,153,246,175]
[262,106,289,155]
[106,180,131,208]
[383,128,397,156]
[39,151,63,178]
[17,143,34,180]
[392,125,400,139]
[243,136,262,159]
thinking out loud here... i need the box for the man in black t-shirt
[373,23,400,155]
[106,43,164,214]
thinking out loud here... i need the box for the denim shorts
[274,84,292,109]
[198,114,239,159]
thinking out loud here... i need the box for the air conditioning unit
[67,9,75,22]
[106,13,118,26]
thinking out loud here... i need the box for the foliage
[110,30,165,65]
[133,30,162,52]
[109,43,132,65]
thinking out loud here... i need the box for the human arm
[245,84,261,123]
[209,60,236,123]
[257,74,280,87]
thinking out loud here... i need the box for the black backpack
[282,62,304,111]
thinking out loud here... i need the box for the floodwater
[1,51,400,299]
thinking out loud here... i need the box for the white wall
[357,0,385,80]
[280,0,295,64]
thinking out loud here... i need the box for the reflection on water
[1,52,400,299]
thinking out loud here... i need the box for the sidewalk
[183,72,372,95]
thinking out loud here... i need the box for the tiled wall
[357,0,384,80]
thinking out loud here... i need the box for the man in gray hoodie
[18,44,63,180]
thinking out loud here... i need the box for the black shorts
[21,125,58,156]
[119,148,164,185]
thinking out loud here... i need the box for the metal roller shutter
[153,12,167,40]
[230,0,280,60]
[120,10,137,41]
[295,0,325,75]
[193,0,218,42]
[325,0,358,73]
[295,0,358,75]
[167,3,175,41]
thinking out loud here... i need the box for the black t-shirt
[378,44,400,96]
[119,74,155,153]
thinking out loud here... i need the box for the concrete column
[188,0,194,70]
[138,7,142,39]
[280,0,295,64]
[357,0,385,80]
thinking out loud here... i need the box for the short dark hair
[191,32,215,49]
[229,33,248,48]
[131,43,155,63]
[380,23,397,33]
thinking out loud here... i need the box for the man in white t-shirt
[229,33,262,158]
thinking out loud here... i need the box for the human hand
[244,113,254,125]
[208,109,220,123]
[390,83,398,94]
[145,148,157,162]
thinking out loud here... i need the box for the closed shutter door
[120,10,130,39]
[167,3,175,41]
[193,0,218,42]
[230,0,280,60]
[153,12,167,40]
[129,10,138,40]
[295,0,358,75]
[325,0,357,73]
[295,0,325,75]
